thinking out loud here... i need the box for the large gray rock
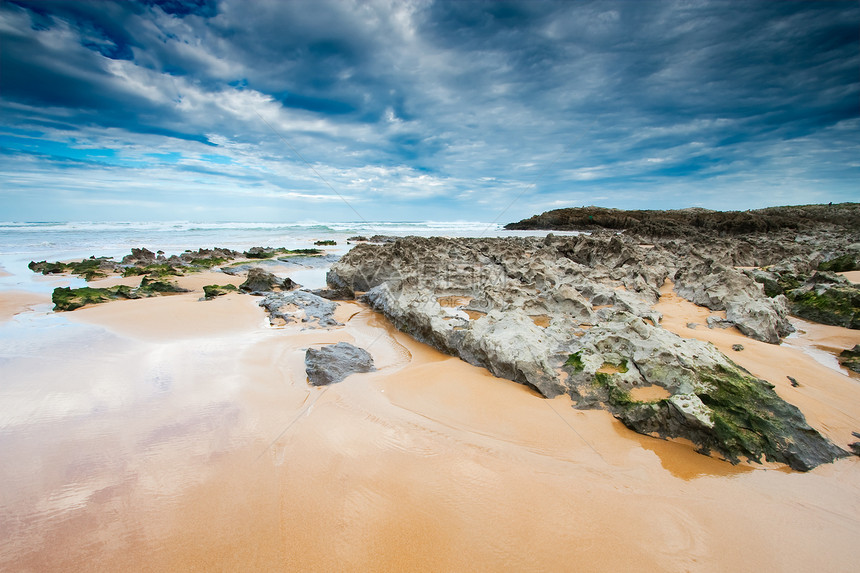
[673,261,794,343]
[259,290,342,328]
[329,235,848,470]
[305,342,376,386]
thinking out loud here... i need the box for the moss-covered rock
[786,274,860,329]
[137,277,188,294]
[122,263,182,278]
[818,254,857,272]
[202,284,238,299]
[30,257,116,280]
[838,345,860,373]
[314,240,337,246]
[606,361,847,471]
[565,351,584,371]
[52,285,137,311]
[51,278,188,311]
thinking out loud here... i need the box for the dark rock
[732,344,744,351]
[850,433,860,457]
[239,267,296,294]
[504,203,860,237]
[122,247,157,265]
[305,342,375,385]
[201,284,238,300]
[786,273,860,329]
[788,376,800,387]
[309,287,355,301]
[838,345,860,373]
[51,277,188,311]
[818,254,857,272]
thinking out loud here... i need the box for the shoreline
[2,232,859,571]
[4,281,858,570]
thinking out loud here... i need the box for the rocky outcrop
[239,268,299,294]
[505,203,860,237]
[201,284,238,300]
[785,272,860,329]
[259,291,342,328]
[305,342,375,385]
[838,345,860,374]
[328,235,847,470]
[673,261,794,343]
[51,278,189,311]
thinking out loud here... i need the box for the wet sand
[839,270,860,283]
[0,290,50,322]
[1,287,859,571]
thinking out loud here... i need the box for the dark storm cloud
[0,0,857,221]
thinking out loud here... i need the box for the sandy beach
[0,290,50,322]
[2,273,859,572]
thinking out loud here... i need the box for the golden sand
[2,286,859,571]
[839,270,860,283]
[0,290,50,321]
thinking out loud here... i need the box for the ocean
[0,220,564,293]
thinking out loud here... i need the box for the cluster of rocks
[347,235,399,244]
[30,245,332,282]
[325,230,856,470]
[51,278,189,311]
[121,246,239,267]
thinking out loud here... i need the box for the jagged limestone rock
[329,235,847,470]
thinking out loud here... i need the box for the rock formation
[239,267,299,294]
[259,290,342,328]
[326,234,849,470]
[305,342,376,386]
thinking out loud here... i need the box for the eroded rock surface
[327,234,848,470]
[259,290,342,328]
[305,342,375,385]
[239,267,299,294]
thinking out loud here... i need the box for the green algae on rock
[51,279,189,311]
[786,273,860,329]
[202,284,238,300]
[838,345,860,373]
[29,257,114,281]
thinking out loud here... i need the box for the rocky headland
[326,205,860,470]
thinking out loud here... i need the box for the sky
[1,0,858,223]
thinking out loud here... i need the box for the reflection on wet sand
[1,289,859,571]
